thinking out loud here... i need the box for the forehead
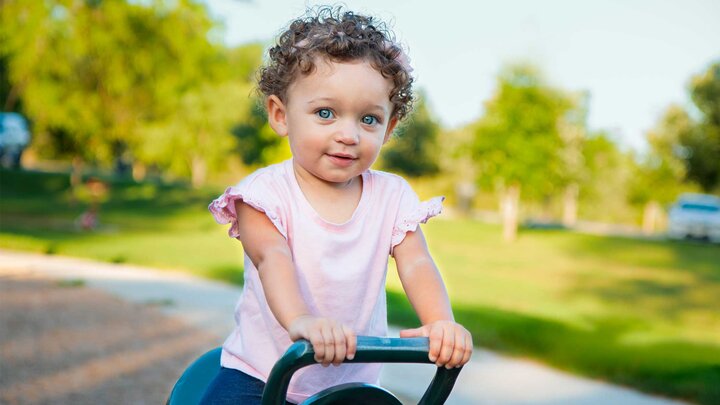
[286,59,394,109]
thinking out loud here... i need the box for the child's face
[266,59,397,185]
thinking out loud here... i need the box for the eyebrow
[307,97,388,113]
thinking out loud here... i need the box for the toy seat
[167,347,222,405]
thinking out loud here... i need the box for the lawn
[1,168,719,404]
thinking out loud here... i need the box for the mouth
[327,153,357,161]
[325,153,358,167]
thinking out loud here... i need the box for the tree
[0,0,223,176]
[684,62,720,192]
[557,91,589,227]
[629,105,693,233]
[136,82,254,187]
[471,63,573,241]
[231,100,291,168]
[225,43,264,83]
[380,93,440,177]
[0,0,48,113]
[130,38,265,185]
[444,122,480,215]
[579,131,635,223]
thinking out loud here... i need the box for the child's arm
[234,200,356,366]
[393,228,473,369]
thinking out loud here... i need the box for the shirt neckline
[285,159,371,229]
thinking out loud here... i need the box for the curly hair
[258,6,415,120]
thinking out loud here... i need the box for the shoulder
[235,160,290,188]
[366,169,413,193]
[366,169,418,207]
[209,161,292,238]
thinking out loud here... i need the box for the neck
[292,161,359,193]
[291,161,364,223]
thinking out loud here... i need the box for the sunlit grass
[1,168,719,404]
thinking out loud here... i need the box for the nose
[334,121,360,145]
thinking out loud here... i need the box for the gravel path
[0,269,219,405]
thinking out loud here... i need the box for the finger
[399,327,427,338]
[428,326,444,363]
[448,328,465,368]
[344,325,357,360]
[438,326,455,367]
[332,326,346,366]
[461,332,473,366]
[321,325,334,367]
[311,330,325,363]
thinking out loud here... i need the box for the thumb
[400,326,428,338]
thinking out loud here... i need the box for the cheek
[363,134,385,153]
[288,130,321,155]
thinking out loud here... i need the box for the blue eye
[362,115,378,125]
[316,109,334,119]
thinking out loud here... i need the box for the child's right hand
[287,315,357,367]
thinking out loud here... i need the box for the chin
[322,174,355,184]
[317,170,358,184]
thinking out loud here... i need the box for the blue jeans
[200,367,295,405]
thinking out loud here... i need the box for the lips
[326,152,357,167]
[328,151,355,159]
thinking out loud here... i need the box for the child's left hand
[399,320,473,369]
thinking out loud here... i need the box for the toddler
[205,6,472,404]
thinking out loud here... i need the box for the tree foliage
[0,0,264,185]
[380,94,440,177]
[136,82,252,186]
[231,100,291,167]
[627,60,720,206]
[579,131,635,222]
[471,63,574,200]
[684,62,720,191]
[469,63,577,240]
[629,105,692,206]
[3,0,218,162]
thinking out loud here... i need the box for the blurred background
[0,0,718,404]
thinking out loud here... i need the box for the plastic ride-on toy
[168,336,463,404]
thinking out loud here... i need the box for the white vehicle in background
[667,193,720,243]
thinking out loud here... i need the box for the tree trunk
[69,156,84,207]
[642,200,661,235]
[562,183,579,228]
[455,181,476,216]
[191,154,206,188]
[501,184,520,242]
[132,161,146,182]
[4,82,23,111]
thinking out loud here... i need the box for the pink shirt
[208,159,443,403]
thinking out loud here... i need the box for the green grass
[1,168,719,404]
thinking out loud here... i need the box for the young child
[204,7,472,404]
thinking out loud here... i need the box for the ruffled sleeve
[390,179,444,253]
[208,173,287,239]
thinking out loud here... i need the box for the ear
[266,95,288,137]
[383,116,399,144]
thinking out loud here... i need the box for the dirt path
[0,269,219,405]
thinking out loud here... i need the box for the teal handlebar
[261,336,462,405]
